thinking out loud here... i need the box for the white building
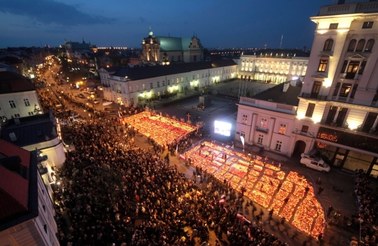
[235,82,302,156]
[0,71,42,121]
[238,51,309,84]
[294,0,378,176]
[99,60,238,107]
[0,140,59,246]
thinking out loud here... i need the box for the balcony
[255,126,269,133]
[340,73,359,81]
[299,92,328,101]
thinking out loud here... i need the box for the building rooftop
[253,82,302,106]
[110,59,237,80]
[0,71,35,94]
[0,139,38,231]
[318,0,378,16]
[0,112,57,147]
[242,49,310,58]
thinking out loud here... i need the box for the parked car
[300,153,330,172]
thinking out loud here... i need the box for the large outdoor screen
[214,120,232,137]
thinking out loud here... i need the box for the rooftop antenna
[279,35,283,49]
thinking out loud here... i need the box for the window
[365,39,375,52]
[150,83,153,89]
[14,113,20,118]
[323,39,333,51]
[356,39,366,52]
[347,39,357,52]
[301,125,309,133]
[157,81,160,88]
[311,81,322,98]
[24,98,30,106]
[329,23,338,29]
[362,21,374,29]
[275,141,283,152]
[339,83,352,97]
[43,224,47,233]
[260,118,268,128]
[305,103,315,117]
[9,100,16,108]
[350,84,358,99]
[346,61,360,79]
[358,61,367,75]
[242,114,248,123]
[257,134,263,144]
[278,124,287,135]
[341,60,348,73]
[317,59,328,72]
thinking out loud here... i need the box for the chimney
[283,83,290,93]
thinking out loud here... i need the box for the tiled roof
[111,59,237,80]
[0,71,35,94]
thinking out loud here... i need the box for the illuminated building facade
[0,71,42,121]
[0,140,59,246]
[141,31,204,63]
[99,60,237,107]
[294,0,378,176]
[235,82,301,156]
[238,51,309,84]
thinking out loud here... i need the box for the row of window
[241,114,288,135]
[328,21,374,30]
[317,58,366,77]
[322,38,375,53]
[8,99,31,109]
[255,133,283,152]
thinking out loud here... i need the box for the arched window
[356,39,366,52]
[365,39,375,52]
[323,39,334,51]
[347,39,357,52]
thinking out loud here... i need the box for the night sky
[0,0,333,49]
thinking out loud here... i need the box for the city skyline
[0,0,331,49]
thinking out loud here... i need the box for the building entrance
[292,140,306,158]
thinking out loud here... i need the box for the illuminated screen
[214,120,232,137]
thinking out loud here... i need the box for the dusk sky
[0,0,333,49]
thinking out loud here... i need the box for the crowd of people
[51,112,287,245]
[354,169,378,245]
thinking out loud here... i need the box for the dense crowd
[53,116,286,245]
[354,170,378,245]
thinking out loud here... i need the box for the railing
[255,126,269,133]
[300,92,328,100]
[319,2,378,16]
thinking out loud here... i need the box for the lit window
[275,141,282,151]
[260,118,268,128]
[278,124,287,135]
[362,21,374,29]
[317,59,328,72]
[339,84,352,97]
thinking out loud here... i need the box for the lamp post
[240,135,245,152]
